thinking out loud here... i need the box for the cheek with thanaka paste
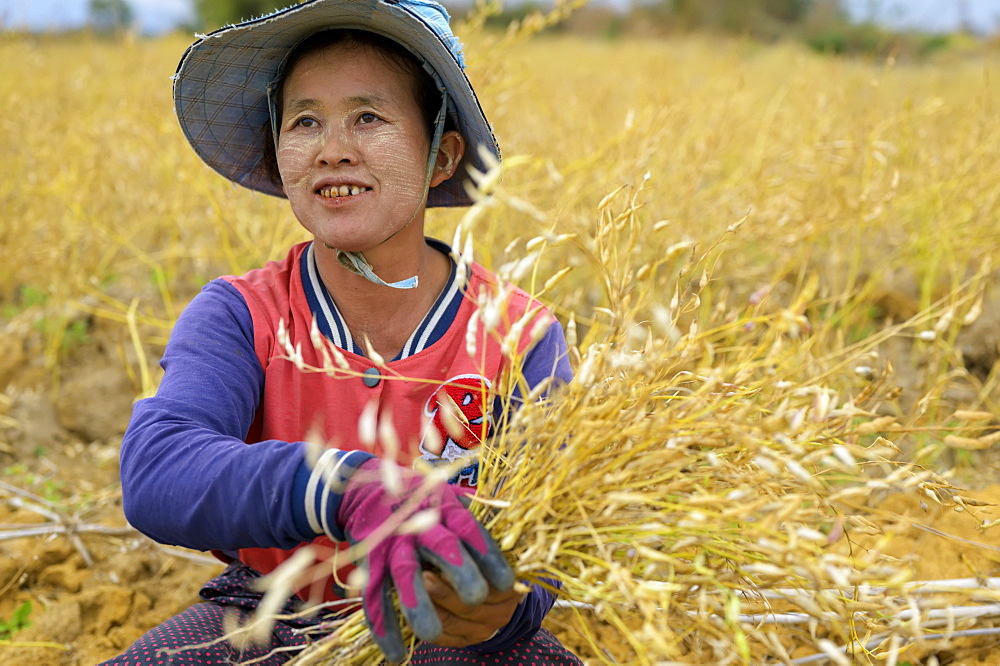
[276,133,317,193]
[366,127,430,210]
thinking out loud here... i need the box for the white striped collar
[302,240,465,361]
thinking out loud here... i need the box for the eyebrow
[343,94,392,109]
[283,94,392,115]
[283,98,321,115]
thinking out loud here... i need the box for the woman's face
[276,41,451,255]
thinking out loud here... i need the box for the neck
[313,240,451,360]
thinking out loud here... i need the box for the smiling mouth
[318,185,371,198]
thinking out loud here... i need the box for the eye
[295,116,319,129]
[358,112,381,125]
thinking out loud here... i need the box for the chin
[313,236,368,254]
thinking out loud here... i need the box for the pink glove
[336,458,514,662]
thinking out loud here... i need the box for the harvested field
[1,12,999,665]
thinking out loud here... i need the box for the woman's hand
[423,570,523,647]
[335,459,515,662]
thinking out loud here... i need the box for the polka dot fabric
[100,563,312,664]
[410,628,582,665]
[99,602,305,664]
[102,562,581,665]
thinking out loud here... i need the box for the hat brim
[173,0,499,208]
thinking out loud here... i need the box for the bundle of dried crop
[246,187,996,665]
[269,306,986,663]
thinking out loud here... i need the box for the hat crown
[173,0,499,208]
[393,0,466,69]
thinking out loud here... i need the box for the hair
[260,29,455,189]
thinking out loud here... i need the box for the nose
[316,124,358,167]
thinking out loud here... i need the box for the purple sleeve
[120,279,316,552]
[464,582,556,653]
[517,319,574,400]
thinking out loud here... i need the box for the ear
[429,130,466,188]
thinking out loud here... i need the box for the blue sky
[842,0,999,33]
[1,0,194,33]
[1,0,998,35]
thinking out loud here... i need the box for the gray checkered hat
[173,0,499,208]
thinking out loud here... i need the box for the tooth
[350,186,360,196]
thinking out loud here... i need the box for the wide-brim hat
[172,0,499,208]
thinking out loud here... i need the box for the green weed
[0,600,33,640]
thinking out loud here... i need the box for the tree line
[89,0,836,33]
[87,0,978,58]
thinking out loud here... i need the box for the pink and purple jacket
[120,240,573,651]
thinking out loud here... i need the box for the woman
[105,1,579,664]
